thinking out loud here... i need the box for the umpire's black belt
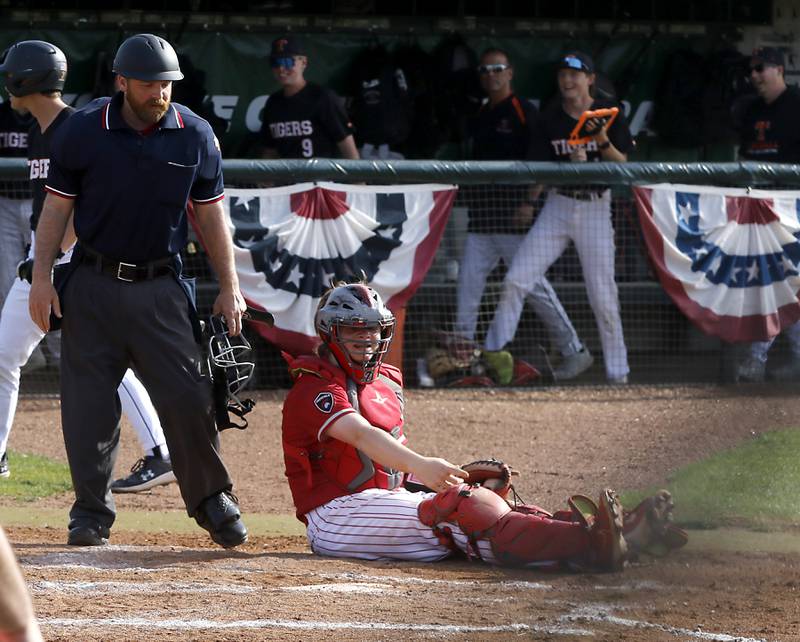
[80,247,175,283]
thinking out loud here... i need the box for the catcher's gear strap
[418,485,594,567]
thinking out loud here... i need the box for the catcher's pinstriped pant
[0,241,168,459]
[305,488,497,563]
[0,195,31,315]
[457,232,584,356]
[485,191,629,381]
[60,264,231,531]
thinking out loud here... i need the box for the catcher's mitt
[623,490,688,560]
[462,459,516,499]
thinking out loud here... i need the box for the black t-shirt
[738,86,800,163]
[28,106,74,231]
[463,94,538,234]
[0,102,34,198]
[531,97,633,162]
[258,83,353,159]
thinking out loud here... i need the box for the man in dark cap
[259,35,359,159]
[735,46,800,383]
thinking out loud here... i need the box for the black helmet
[112,34,184,81]
[0,40,67,97]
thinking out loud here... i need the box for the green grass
[621,428,800,531]
[0,451,72,501]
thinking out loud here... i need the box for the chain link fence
[3,158,799,394]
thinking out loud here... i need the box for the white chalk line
[39,617,593,636]
[563,604,769,642]
[280,582,392,594]
[30,580,256,595]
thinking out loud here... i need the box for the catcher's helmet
[205,315,255,430]
[112,33,184,81]
[0,40,67,97]
[315,283,395,384]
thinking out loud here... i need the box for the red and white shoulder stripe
[192,192,225,204]
[44,185,77,200]
[101,102,111,130]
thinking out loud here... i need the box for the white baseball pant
[306,487,496,563]
[457,232,584,356]
[485,191,629,381]
[0,195,32,315]
[0,240,168,458]
[748,319,800,363]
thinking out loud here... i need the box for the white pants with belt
[0,238,168,458]
[456,232,584,356]
[485,190,629,381]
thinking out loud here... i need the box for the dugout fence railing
[2,158,799,394]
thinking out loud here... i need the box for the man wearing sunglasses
[735,47,800,383]
[456,48,590,384]
[259,36,359,160]
[484,51,632,385]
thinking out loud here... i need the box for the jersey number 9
[302,138,313,157]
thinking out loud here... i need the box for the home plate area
[13,531,795,642]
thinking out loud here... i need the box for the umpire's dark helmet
[112,34,184,81]
[0,40,67,97]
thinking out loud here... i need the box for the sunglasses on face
[478,63,509,75]
[749,63,774,73]
[270,56,296,69]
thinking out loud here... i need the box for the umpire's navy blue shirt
[46,92,224,263]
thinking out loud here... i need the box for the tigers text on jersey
[27,106,74,231]
[738,86,800,163]
[259,83,353,158]
[531,97,633,162]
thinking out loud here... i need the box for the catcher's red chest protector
[283,354,406,519]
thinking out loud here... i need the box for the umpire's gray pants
[60,264,233,532]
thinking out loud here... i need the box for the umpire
[28,34,248,548]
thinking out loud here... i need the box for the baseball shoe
[553,348,593,381]
[589,489,627,572]
[0,452,9,479]
[769,359,800,382]
[67,523,109,546]
[195,491,248,549]
[111,455,176,493]
[607,374,628,385]
[736,356,766,383]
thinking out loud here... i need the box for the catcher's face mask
[315,284,395,384]
[205,314,256,430]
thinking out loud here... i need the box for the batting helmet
[112,34,184,81]
[315,283,395,384]
[0,40,67,97]
[205,315,255,430]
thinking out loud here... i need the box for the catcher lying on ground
[282,282,687,571]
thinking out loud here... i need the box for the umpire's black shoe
[195,491,248,549]
[67,524,109,547]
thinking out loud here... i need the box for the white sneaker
[770,360,800,382]
[553,349,593,381]
[736,356,766,383]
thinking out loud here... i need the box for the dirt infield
[5,385,800,640]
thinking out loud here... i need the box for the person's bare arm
[29,194,73,333]
[0,527,43,642]
[327,413,467,491]
[336,135,360,160]
[193,199,245,336]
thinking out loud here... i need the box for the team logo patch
[314,391,334,413]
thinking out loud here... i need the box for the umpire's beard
[127,94,170,126]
